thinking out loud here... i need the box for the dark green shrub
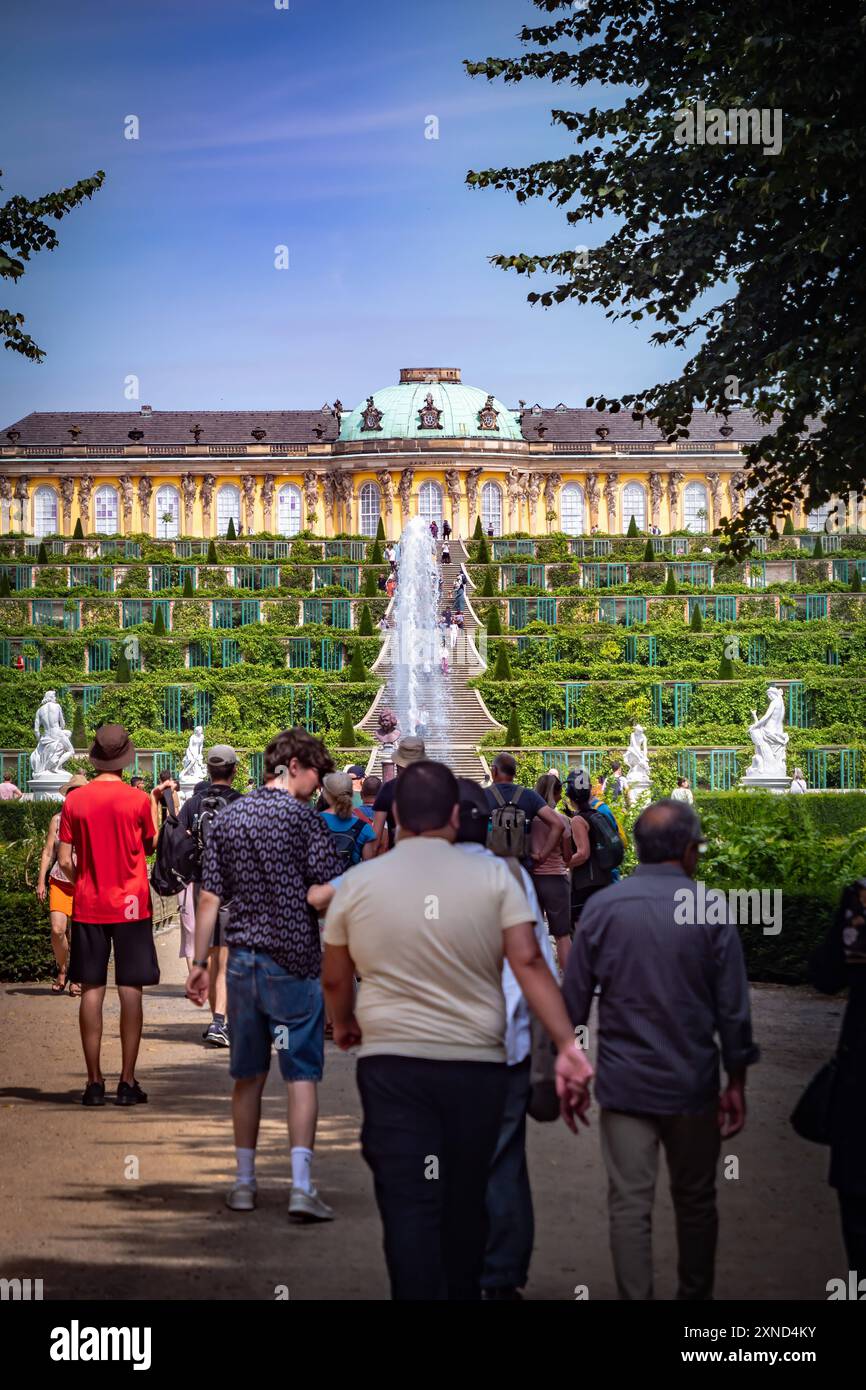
[376,517,386,541]
[0,893,55,981]
[487,606,502,636]
[348,645,366,681]
[153,606,167,636]
[481,568,495,597]
[719,653,735,679]
[473,515,484,540]
[338,709,356,745]
[116,649,131,683]
[73,518,84,540]
[226,517,237,540]
[364,569,378,597]
[37,542,49,564]
[852,570,862,593]
[71,702,87,747]
[492,644,512,680]
[207,540,218,564]
[182,569,195,598]
[690,604,703,632]
[505,705,522,746]
[626,515,639,538]
[812,534,824,558]
[783,516,795,535]
[358,605,374,636]
[643,538,655,561]
[369,539,383,564]
[664,569,677,594]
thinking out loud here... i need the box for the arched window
[359,482,381,537]
[806,500,836,532]
[277,484,303,537]
[216,485,241,536]
[155,485,181,539]
[481,482,502,536]
[683,482,709,533]
[560,482,585,536]
[418,480,443,525]
[94,485,119,534]
[621,482,646,533]
[33,486,58,538]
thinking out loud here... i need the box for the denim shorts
[226,948,324,1083]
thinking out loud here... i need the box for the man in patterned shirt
[186,727,343,1221]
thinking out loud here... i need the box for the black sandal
[52,972,67,994]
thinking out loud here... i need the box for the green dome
[339,370,522,442]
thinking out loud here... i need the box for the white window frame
[33,486,58,538]
[359,482,381,537]
[560,482,585,536]
[481,482,503,536]
[216,485,241,536]
[683,482,709,533]
[94,485,119,534]
[621,482,646,533]
[277,484,303,537]
[155,485,181,539]
[418,480,443,525]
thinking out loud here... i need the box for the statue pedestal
[740,773,789,794]
[28,771,69,801]
[625,776,652,806]
[178,773,203,805]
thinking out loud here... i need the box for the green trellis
[564,682,585,726]
[709,750,739,789]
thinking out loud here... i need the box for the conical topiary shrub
[71,702,87,748]
[505,705,521,746]
[339,708,356,746]
[359,604,374,635]
[73,518,84,540]
[116,648,131,683]
[348,645,366,681]
[182,569,195,598]
[643,538,655,561]
[207,539,218,564]
[664,569,677,594]
[690,603,703,632]
[477,535,490,564]
[153,605,167,636]
[226,517,237,541]
[37,541,49,564]
[376,516,386,541]
[481,567,495,597]
[783,516,795,535]
[487,605,502,636]
[0,573,10,598]
[492,643,512,680]
[852,569,863,593]
[473,515,484,540]
[719,653,735,680]
[363,569,377,597]
[626,515,640,538]
[812,534,824,558]
[369,538,383,564]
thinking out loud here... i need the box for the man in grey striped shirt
[563,798,759,1300]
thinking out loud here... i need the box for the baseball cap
[394,735,426,768]
[207,744,238,770]
[566,767,592,797]
[345,763,366,779]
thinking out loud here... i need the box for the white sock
[236,1147,256,1189]
[291,1146,313,1193]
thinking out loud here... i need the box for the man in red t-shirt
[58,724,158,1108]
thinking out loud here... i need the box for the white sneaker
[225,1182,257,1211]
[288,1185,334,1222]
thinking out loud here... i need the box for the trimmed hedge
[0,893,55,981]
[0,799,58,842]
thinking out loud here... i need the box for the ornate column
[667,470,685,530]
[791,498,804,529]
[181,472,197,535]
[59,477,76,535]
[322,473,337,534]
[376,470,394,534]
[543,472,562,531]
[241,474,256,534]
[465,467,482,534]
[506,469,522,531]
[333,471,353,533]
[200,474,215,537]
[728,469,746,521]
[0,476,12,534]
[260,475,275,533]
[706,472,723,529]
[648,472,663,530]
[585,473,600,530]
[13,477,29,533]
[604,471,619,533]
[302,471,320,532]
[78,475,94,534]
[525,471,542,533]
[397,468,414,528]
[444,468,462,533]
[119,475,134,534]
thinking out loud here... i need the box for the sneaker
[288,1186,334,1223]
[225,1182,257,1212]
[82,1080,105,1107]
[204,1021,230,1048]
[115,1079,148,1106]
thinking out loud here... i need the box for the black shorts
[68,920,160,988]
[192,881,230,949]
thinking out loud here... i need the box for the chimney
[140,404,153,416]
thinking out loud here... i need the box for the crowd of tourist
[33,714,866,1299]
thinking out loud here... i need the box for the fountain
[389,516,452,747]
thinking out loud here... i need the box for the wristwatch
[192,957,210,968]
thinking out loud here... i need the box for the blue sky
[0,0,685,423]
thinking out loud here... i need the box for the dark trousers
[357,1054,507,1300]
[839,1191,866,1271]
[483,1057,534,1291]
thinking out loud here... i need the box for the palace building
[0,366,834,539]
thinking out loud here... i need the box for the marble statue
[180,725,206,782]
[624,723,651,789]
[31,691,76,778]
[745,686,789,780]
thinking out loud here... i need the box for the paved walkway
[0,928,849,1300]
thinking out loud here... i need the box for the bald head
[634,798,703,869]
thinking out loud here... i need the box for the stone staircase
[359,539,501,782]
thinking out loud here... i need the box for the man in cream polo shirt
[321,759,592,1302]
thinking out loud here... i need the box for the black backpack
[487,784,528,860]
[150,810,198,897]
[570,807,624,904]
[326,816,366,871]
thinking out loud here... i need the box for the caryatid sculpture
[31,690,76,778]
